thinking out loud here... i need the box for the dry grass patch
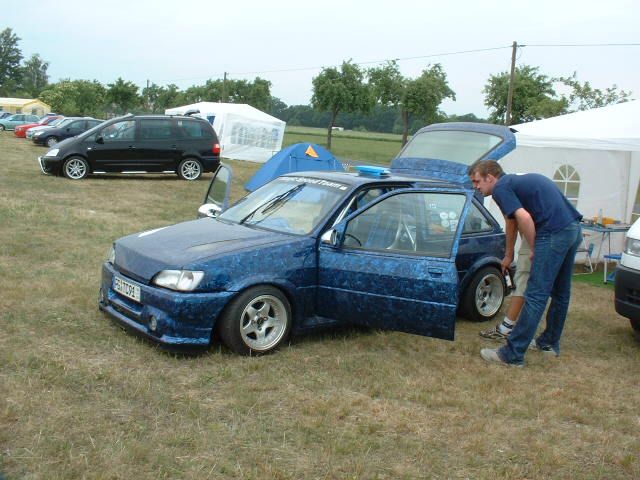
[1,132,639,479]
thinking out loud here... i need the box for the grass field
[1,131,639,479]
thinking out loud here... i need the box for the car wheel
[177,158,203,180]
[0,125,5,131]
[45,136,59,147]
[219,286,292,355]
[462,266,505,322]
[63,157,90,180]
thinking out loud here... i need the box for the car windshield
[399,130,502,165]
[48,118,65,127]
[55,118,76,128]
[219,176,350,234]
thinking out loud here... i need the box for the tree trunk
[401,109,410,146]
[327,110,338,150]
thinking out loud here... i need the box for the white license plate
[113,276,141,302]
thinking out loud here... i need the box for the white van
[614,218,640,333]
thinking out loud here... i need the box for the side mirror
[96,136,104,144]
[320,229,338,246]
[198,203,222,218]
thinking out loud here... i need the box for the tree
[483,65,567,124]
[155,84,183,111]
[141,82,163,113]
[106,77,141,115]
[312,60,371,149]
[369,61,455,145]
[20,53,49,97]
[557,72,632,111]
[39,79,107,117]
[0,28,23,96]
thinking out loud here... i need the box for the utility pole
[222,72,228,103]
[505,41,517,126]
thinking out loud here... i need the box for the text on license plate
[113,276,141,302]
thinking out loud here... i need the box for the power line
[158,42,640,85]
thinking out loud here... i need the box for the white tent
[165,102,285,163]
[487,101,640,256]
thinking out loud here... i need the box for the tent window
[553,164,580,207]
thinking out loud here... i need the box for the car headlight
[625,238,640,257]
[153,270,204,291]
[107,246,115,264]
[46,148,60,157]
[34,131,43,137]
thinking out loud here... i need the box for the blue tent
[245,143,345,191]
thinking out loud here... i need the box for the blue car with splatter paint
[99,123,515,354]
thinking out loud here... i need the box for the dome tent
[165,102,285,163]
[245,143,345,191]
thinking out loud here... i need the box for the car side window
[101,120,136,142]
[462,203,493,234]
[139,119,173,139]
[343,192,466,257]
[68,121,85,132]
[177,119,213,139]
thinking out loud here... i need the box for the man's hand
[501,254,514,274]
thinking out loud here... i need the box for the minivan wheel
[177,158,203,180]
[46,136,59,147]
[63,157,90,180]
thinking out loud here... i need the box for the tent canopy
[245,143,345,191]
[513,100,640,151]
[165,102,285,163]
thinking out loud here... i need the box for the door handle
[128,146,135,150]
[428,267,444,276]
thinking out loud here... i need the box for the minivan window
[101,120,136,142]
[140,119,173,139]
[177,119,213,139]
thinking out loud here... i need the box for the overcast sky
[5,0,639,117]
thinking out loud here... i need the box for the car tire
[177,158,203,181]
[63,157,90,180]
[45,136,59,147]
[461,266,505,322]
[218,286,292,355]
[0,125,5,131]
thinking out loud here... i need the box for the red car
[14,115,62,138]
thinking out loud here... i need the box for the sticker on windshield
[280,176,348,191]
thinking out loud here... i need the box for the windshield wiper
[239,184,306,225]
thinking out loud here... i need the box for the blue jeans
[498,221,582,365]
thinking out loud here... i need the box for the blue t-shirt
[493,173,582,233]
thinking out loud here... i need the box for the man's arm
[501,216,518,273]
[513,208,536,254]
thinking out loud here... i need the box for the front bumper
[99,262,235,348]
[38,156,60,175]
[614,264,640,322]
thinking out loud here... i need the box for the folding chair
[603,253,622,283]
[574,234,594,274]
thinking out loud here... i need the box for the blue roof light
[355,165,390,177]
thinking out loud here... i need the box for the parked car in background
[38,113,220,180]
[614,218,640,335]
[0,111,12,119]
[99,123,513,354]
[14,115,63,138]
[0,113,40,131]
[32,117,103,147]
[26,117,66,139]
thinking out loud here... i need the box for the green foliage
[39,79,107,117]
[369,62,455,145]
[311,60,371,148]
[0,27,23,96]
[483,65,568,124]
[557,72,633,111]
[106,77,141,115]
[19,53,49,97]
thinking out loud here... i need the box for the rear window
[177,119,214,139]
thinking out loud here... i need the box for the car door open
[317,188,472,340]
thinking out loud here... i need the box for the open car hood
[390,122,516,187]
